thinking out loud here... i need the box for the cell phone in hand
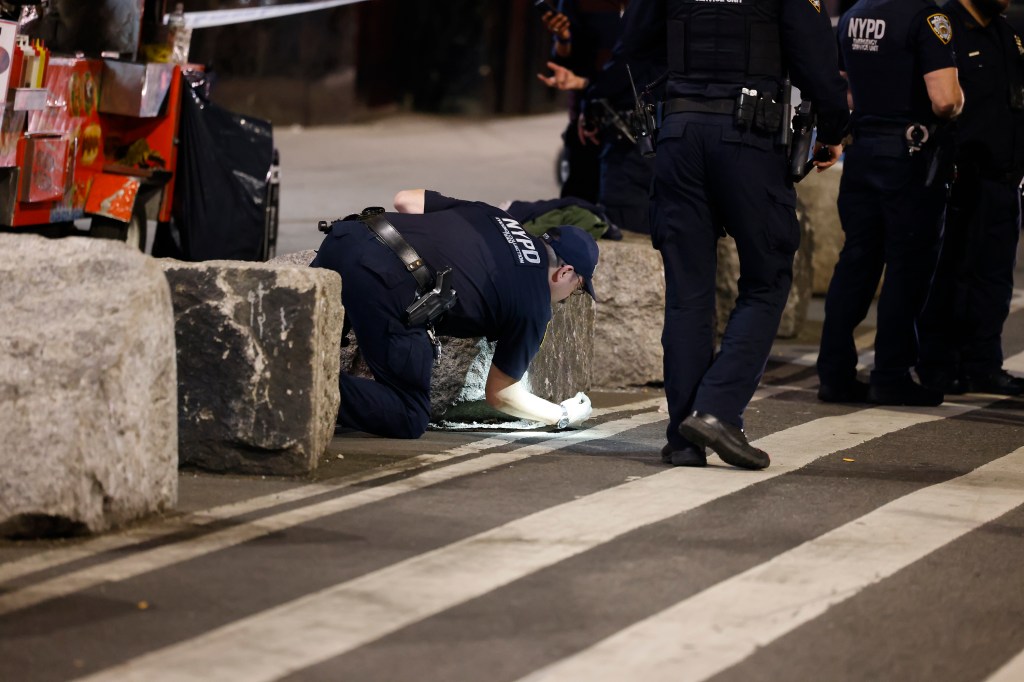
[534,0,558,12]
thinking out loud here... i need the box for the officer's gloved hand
[560,392,593,427]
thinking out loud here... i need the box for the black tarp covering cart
[153,72,278,261]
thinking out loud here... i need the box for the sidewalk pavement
[273,112,570,256]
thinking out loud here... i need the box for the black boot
[868,378,943,406]
[964,369,1024,396]
[818,378,870,403]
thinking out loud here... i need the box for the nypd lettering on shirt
[848,17,886,52]
[495,217,542,267]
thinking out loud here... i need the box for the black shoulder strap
[361,214,434,292]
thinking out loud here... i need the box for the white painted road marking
[0,435,527,587]
[519,449,1024,682]
[0,410,664,617]
[74,402,981,682]
[0,399,669,590]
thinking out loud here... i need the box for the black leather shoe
[964,370,1024,396]
[678,412,770,470]
[917,370,967,396]
[660,443,707,467]
[868,379,943,406]
[817,379,869,403]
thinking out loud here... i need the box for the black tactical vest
[666,0,784,85]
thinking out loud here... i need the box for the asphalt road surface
[2,114,1023,681]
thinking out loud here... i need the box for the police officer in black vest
[817,0,963,407]
[917,0,1024,396]
[619,0,849,470]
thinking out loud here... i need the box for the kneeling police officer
[311,189,599,439]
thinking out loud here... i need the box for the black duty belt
[853,124,912,138]
[663,97,735,117]
[357,209,458,333]
[359,212,434,293]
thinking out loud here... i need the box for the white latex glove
[559,392,592,427]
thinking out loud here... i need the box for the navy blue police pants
[652,115,797,449]
[312,221,433,439]
[918,174,1022,378]
[817,139,946,388]
[600,137,653,234]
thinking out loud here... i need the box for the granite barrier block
[162,260,342,475]
[796,163,844,296]
[0,235,177,537]
[592,236,664,388]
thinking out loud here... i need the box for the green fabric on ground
[523,206,607,240]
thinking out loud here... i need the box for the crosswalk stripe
[987,648,1024,682]
[74,401,983,682]
[0,399,664,589]
[518,448,1024,682]
[0,410,665,617]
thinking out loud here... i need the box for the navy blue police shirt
[385,191,553,382]
[839,0,957,127]
[944,0,1024,178]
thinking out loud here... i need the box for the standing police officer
[619,0,850,470]
[917,0,1024,396]
[312,190,598,439]
[538,7,664,235]
[540,1,659,236]
[541,1,629,205]
[817,0,964,406]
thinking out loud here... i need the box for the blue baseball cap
[540,225,599,300]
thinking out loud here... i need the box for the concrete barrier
[796,163,844,296]
[593,236,664,388]
[162,260,342,476]
[0,235,177,537]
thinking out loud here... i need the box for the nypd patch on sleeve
[928,13,952,45]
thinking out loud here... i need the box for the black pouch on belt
[753,93,783,134]
[354,211,458,329]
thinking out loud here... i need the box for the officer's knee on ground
[394,406,430,440]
